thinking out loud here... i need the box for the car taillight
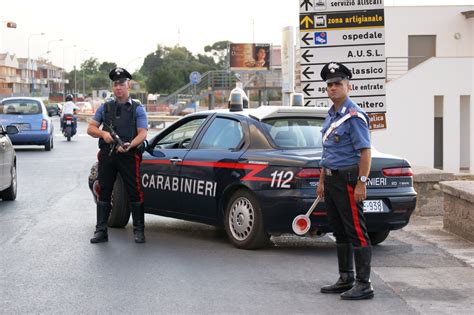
[383,167,413,177]
[296,168,321,178]
[41,119,48,130]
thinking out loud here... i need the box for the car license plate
[66,120,72,125]
[12,123,30,131]
[363,200,384,213]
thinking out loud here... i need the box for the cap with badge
[320,62,352,83]
[109,67,133,83]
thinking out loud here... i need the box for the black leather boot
[341,246,374,300]
[321,243,355,293]
[90,201,111,244]
[131,202,145,243]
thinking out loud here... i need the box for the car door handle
[169,158,182,164]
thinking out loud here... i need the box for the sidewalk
[403,215,474,267]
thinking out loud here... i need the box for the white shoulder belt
[323,112,368,143]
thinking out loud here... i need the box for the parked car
[0,125,19,201]
[46,103,62,117]
[75,101,93,113]
[88,106,417,249]
[0,97,54,151]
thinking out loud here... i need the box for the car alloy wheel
[225,189,269,249]
[229,196,255,241]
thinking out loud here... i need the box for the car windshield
[1,100,42,115]
[261,117,325,148]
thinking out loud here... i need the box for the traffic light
[6,22,17,28]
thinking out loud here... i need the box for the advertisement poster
[230,43,271,70]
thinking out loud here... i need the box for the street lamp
[62,44,76,102]
[81,51,93,97]
[28,32,45,95]
[46,39,63,100]
[47,38,63,63]
[74,48,87,98]
[126,56,143,69]
[0,20,17,59]
[5,21,17,28]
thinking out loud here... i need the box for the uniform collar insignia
[341,106,347,114]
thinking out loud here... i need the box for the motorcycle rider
[61,94,79,134]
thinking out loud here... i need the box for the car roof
[198,106,329,121]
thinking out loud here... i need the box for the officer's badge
[334,135,340,143]
[328,62,339,73]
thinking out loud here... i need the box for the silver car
[0,125,19,201]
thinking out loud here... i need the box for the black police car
[88,106,416,249]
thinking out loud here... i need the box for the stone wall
[412,166,456,216]
[439,181,474,242]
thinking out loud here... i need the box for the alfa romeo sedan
[89,106,417,249]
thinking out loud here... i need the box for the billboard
[230,43,271,70]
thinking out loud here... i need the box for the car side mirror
[6,125,19,135]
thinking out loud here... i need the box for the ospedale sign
[229,44,271,71]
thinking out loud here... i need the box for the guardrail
[76,113,181,129]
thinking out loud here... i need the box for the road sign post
[299,0,387,129]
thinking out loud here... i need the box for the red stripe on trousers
[135,153,143,202]
[347,184,367,247]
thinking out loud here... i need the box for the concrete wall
[371,57,473,173]
[439,181,474,242]
[385,6,474,57]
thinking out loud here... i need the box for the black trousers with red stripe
[97,148,143,203]
[324,176,370,247]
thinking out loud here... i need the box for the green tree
[89,74,110,90]
[204,40,231,68]
[80,57,100,74]
[141,44,220,94]
[99,61,117,73]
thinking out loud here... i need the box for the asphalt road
[0,118,472,314]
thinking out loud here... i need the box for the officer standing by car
[87,67,148,244]
[317,62,374,300]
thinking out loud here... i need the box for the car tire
[45,136,53,151]
[108,174,131,228]
[1,163,17,201]
[369,230,390,245]
[224,189,270,249]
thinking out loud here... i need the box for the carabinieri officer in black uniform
[317,62,374,300]
[87,67,148,244]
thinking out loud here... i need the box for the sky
[1,0,473,72]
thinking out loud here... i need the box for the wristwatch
[358,175,368,183]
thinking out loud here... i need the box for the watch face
[359,176,368,183]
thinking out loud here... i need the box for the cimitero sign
[299,0,387,130]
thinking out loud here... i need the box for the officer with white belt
[317,62,374,300]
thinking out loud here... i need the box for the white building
[369,5,473,173]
